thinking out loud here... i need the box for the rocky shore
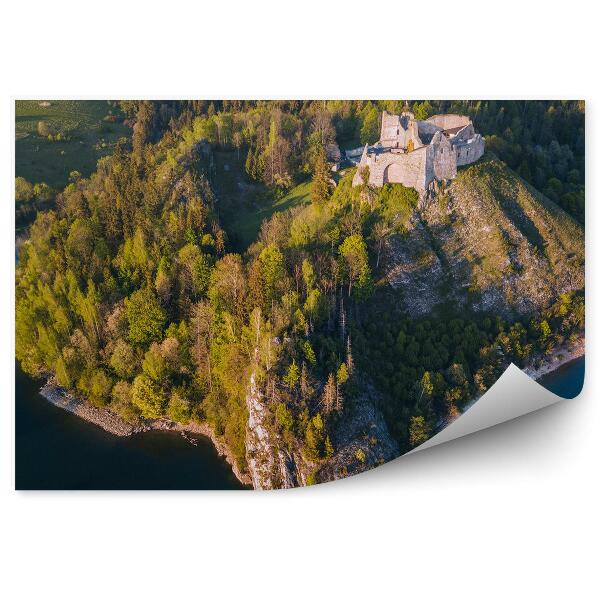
[443,335,585,422]
[38,335,584,490]
[39,379,252,487]
[523,337,585,381]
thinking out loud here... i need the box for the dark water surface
[15,356,584,490]
[15,365,246,490]
[537,356,585,399]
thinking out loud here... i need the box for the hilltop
[15,101,585,489]
[385,155,584,318]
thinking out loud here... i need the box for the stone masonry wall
[380,111,422,149]
[352,113,484,191]
[433,137,457,181]
[356,148,430,191]
[455,135,485,166]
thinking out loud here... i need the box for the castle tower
[352,111,483,190]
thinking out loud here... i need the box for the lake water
[15,356,584,490]
[537,356,585,399]
[15,364,247,490]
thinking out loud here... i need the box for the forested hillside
[15,100,585,484]
[15,101,132,229]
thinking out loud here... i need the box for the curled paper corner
[408,363,569,455]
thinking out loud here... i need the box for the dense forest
[17,100,585,226]
[15,99,585,473]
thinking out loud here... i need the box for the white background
[1,1,598,598]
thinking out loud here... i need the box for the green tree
[259,244,286,307]
[110,339,137,379]
[540,319,552,339]
[325,436,334,459]
[275,402,294,443]
[337,362,349,385]
[302,259,316,292]
[125,287,166,346]
[360,106,379,145]
[310,144,330,203]
[209,254,246,320]
[142,342,168,381]
[339,234,373,298]
[420,371,434,396]
[302,340,317,366]
[15,177,35,202]
[304,288,325,326]
[131,374,167,419]
[55,356,72,388]
[85,368,113,406]
[167,388,191,423]
[305,413,326,460]
[283,360,300,389]
[412,101,433,121]
[155,257,171,305]
[111,380,140,423]
[409,415,431,448]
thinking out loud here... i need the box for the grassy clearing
[15,100,131,188]
[213,150,312,251]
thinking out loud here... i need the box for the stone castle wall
[432,135,457,181]
[353,148,430,192]
[380,111,422,149]
[455,136,485,166]
[352,112,484,193]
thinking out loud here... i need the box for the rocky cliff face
[385,156,584,318]
[245,374,400,490]
[315,383,400,484]
[245,373,299,490]
[243,156,584,489]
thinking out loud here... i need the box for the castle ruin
[352,110,485,196]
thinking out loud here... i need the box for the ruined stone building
[351,110,485,195]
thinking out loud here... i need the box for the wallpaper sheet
[15,99,585,490]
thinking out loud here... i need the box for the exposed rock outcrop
[245,373,400,490]
[385,156,584,318]
[245,373,298,490]
[315,383,400,484]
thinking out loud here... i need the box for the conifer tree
[245,145,255,180]
[335,365,346,413]
[310,144,330,204]
[300,361,312,402]
[337,362,349,385]
[325,435,334,459]
[283,360,300,389]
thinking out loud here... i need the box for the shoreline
[35,335,584,489]
[39,379,252,487]
[523,337,585,381]
[452,336,584,418]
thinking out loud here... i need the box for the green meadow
[212,150,313,251]
[15,100,131,189]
